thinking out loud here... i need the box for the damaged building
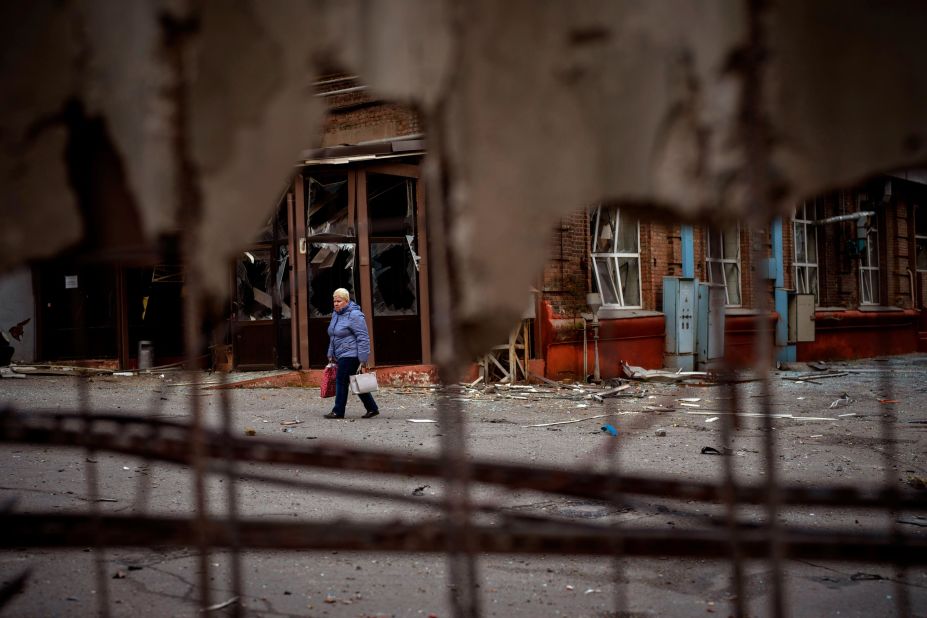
[22,74,927,379]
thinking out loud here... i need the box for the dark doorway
[37,263,118,360]
[231,199,293,370]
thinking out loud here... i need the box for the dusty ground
[0,354,925,617]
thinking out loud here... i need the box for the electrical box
[663,277,696,370]
[697,282,725,367]
[788,293,815,342]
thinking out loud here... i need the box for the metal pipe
[815,211,875,225]
[314,85,369,98]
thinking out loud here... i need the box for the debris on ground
[412,485,430,496]
[280,420,304,426]
[112,571,126,579]
[829,393,854,408]
[654,428,666,437]
[244,427,256,436]
[202,597,239,612]
[906,475,926,490]
[0,367,26,379]
[700,446,732,456]
[600,424,618,437]
[522,414,608,428]
[620,361,708,383]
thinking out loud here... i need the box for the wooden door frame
[294,160,430,369]
[357,162,430,366]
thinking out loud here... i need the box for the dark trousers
[331,357,378,417]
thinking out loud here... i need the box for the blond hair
[333,288,351,302]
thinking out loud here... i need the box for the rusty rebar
[1,409,926,512]
[2,513,925,564]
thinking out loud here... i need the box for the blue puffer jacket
[327,301,371,362]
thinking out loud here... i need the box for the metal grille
[0,15,925,618]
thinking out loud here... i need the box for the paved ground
[0,355,925,617]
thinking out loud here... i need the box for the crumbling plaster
[2,0,926,366]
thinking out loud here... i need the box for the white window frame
[793,200,820,305]
[589,205,642,308]
[916,204,927,273]
[858,216,880,305]
[705,225,742,306]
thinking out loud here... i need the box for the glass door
[305,171,358,368]
[364,171,422,365]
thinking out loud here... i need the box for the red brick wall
[317,76,424,146]
[539,208,679,316]
[541,210,591,317]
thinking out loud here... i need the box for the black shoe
[323,412,344,419]
[361,410,380,419]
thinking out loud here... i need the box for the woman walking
[323,288,380,419]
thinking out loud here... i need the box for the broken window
[793,200,819,304]
[275,244,292,320]
[705,225,742,306]
[589,205,641,307]
[365,173,419,316]
[307,173,352,237]
[370,242,418,316]
[235,249,274,321]
[916,204,927,272]
[307,243,356,317]
[858,216,880,305]
[367,173,415,237]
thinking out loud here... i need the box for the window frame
[589,205,642,309]
[792,200,820,305]
[915,204,927,273]
[858,216,881,305]
[705,225,742,307]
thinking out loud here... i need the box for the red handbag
[320,363,337,398]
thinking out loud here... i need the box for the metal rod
[2,410,926,511]
[3,514,925,563]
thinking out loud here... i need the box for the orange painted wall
[797,309,919,361]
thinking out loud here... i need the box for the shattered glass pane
[708,261,725,286]
[275,244,291,319]
[592,205,618,253]
[308,243,355,317]
[235,249,273,321]
[794,222,807,262]
[616,215,638,254]
[618,257,641,306]
[370,243,418,316]
[808,266,819,302]
[722,227,740,260]
[255,199,289,242]
[859,270,876,305]
[917,239,927,271]
[593,257,620,305]
[724,262,741,305]
[807,225,818,262]
[368,174,415,237]
[307,174,352,237]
